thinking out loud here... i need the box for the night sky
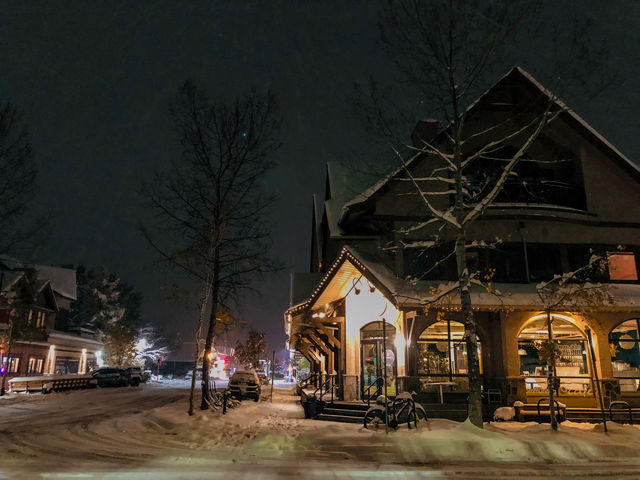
[1,2,638,355]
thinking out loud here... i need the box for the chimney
[410,119,439,149]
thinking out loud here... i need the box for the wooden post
[270,350,275,402]
[586,327,607,432]
[546,311,557,430]
[383,318,388,433]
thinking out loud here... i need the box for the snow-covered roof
[339,66,640,224]
[0,257,77,300]
[290,272,322,307]
[287,245,640,315]
[34,264,77,300]
[323,162,381,237]
[0,269,24,293]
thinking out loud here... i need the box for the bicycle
[363,391,427,430]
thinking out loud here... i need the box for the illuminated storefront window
[518,315,591,395]
[27,357,44,375]
[417,319,482,391]
[609,319,640,392]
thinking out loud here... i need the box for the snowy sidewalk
[1,382,640,479]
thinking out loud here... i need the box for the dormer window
[469,145,587,210]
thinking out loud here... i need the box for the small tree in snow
[234,329,266,369]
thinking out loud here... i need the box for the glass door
[360,320,398,398]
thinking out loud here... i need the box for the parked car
[228,369,261,401]
[91,368,128,387]
[185,366,202,381]
[256,369,270,385]
[122,366,143,386]
[142,370,151,383]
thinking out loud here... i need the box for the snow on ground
[1,381,640,479]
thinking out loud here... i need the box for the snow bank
[2,382,640,478]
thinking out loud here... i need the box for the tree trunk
[200,249,220,410]
[455,234,483,428]
[188,278,212,415]
[546,311,558,431]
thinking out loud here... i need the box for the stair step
[323,407,367,417]
[315,414,363,424]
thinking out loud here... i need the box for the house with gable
[0,258,103,380]
[285,67,640,412]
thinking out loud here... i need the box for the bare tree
[140,81,281,413]
[0,101,45,256]
[357,0,613,427]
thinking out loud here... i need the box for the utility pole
[270,351,275,401]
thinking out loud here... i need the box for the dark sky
[1,1,639,355]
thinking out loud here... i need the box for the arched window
[609,319,640,392]
[417,319,482,389]
[518,315,591,395]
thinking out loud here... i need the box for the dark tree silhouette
[0,101,45,257]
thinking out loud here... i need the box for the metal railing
[362,377,385,407]
[536,398,564,424]
[313,374,336,403]
[297,372,318,390]
[609,401,633,425]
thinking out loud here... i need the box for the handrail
[297,372,317,389]
[363,377,385,407]
[314,374,336,402]
[609,400,633,425]
[536,398,563,424]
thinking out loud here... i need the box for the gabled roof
[340,66,640,224]
[0,257,77,300]
[286,245,640,315]
[35,264,77,300]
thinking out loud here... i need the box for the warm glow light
[79,348,88,374]
[46,345,56,374]
[527,313,576,324]
[95,350,105,367]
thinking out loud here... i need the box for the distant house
[285,67,640,409]
[0,258,103,379]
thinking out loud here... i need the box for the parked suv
[91,368,128,387]
[228,370,261,401]
[123,367,143,386]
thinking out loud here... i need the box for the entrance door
[360,321,397,398]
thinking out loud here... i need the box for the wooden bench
[9,375,97,393]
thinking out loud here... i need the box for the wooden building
[285,68,640,409]
[0,259,102,380]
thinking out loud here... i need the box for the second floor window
[608,252,639,281]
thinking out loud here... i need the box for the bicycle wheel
[363,408,385,430]
[407,405,427,429]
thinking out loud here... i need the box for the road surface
[1,382,640,479]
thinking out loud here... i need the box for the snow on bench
[9,374,97,393]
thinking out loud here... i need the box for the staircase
[316,402,368,423]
